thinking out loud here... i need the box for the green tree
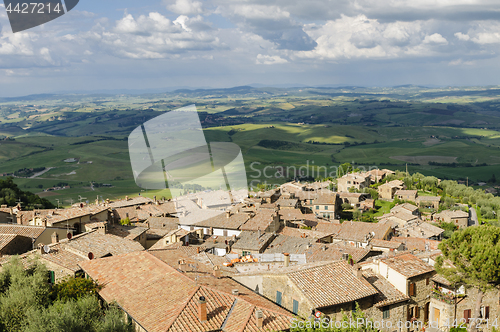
[352,209,362,221]
[52,277,101,302]
[337,163,352,178]
[435,225,500,332]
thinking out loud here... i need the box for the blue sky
[1,0,500,96]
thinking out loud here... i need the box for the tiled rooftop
[287,260,378,308]
[333,221,392,242]
[108,196,153,208]
[239,210,276,231]
[380,253,435,278]
[278,226,331,240]
[391,237,441,251]
[80,251,293,332]
[0,224,46,239]
[64,230,145,258]
[232,231,275,251]
[363,269,410,307]
[194,211,250,230]
[370,239,402,249]
[0,234,18,251]
[107,224,148,241]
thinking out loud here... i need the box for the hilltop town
[0,169,497,332]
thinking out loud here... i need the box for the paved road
[469,205,478,226]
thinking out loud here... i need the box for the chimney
[197,247,200,254]
[125,196,129,201]
[51,232,59,244]
[178,259,186,272]
[38,244,44,255]
[353,263,363,278]
[322,245,327,251]
[256,310,264,328]
[213,265,221,278]
[209,227,213,236]
[232,289,239,296]
[283,253,290,267]
[226,210,231,218]
[98,224,106,235]
[198,296,207,322]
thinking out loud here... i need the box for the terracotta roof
[416,196,441,202]
[194,211,250,230]
[276,197,298,208]
[287,260,378,308]
[265,234,316,254]
[333,221,392,242]
[314,193,337,205]
[306,243,371,263]
[107,225,148,241]
[232,231,275,251]
[278,209,306,221]
[108,196,153,208]
[144,217,179,229]
[370,239,402,249]
[39,244,87,271]
[239,210,277,231]
[395,190,417,196]
[380,253,435,278]
[264,235,370,263]
[64,230,145,258]
[0,224,46,239]
[391,237,441,251]
[436,209,469,218]
[80,251,293,332]
[363,269,410,307]
[432,273,452,287]
[391,203,418,213]
[33,206,109,226]
[314,222,342,235]
[278,226,331,239]
[0,234,18,251]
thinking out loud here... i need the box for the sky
[1,0,500,96]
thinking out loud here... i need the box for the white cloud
[99,13,222,59]
[449,58,475,65]
[472,32,500,44]
[166,0,203,15]
[256,54,287,65]
[455,32,470,41]
[423,33,448,44]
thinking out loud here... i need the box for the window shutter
[485,306,490,319]
[407,307,411,321]
[415,306,420,318]
[464,309,471,322]
[409,283,416,296]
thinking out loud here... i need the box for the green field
[2,86,500,206]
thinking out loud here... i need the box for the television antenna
[78,195,87,203]
[55,199,60,209]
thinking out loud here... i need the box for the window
[293,300,299,314]
[426,278,430,285]
[242,251,250,256]
[309,199,313,204]
[383,306,390,319]
[464,309,472,323]
[480,306,490,319]
[409,282,416,296]
[223,230,228,237]
[415,306,420,319]
[276,291,282,306]
[316,206,319,210]
[324,206,328,210]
